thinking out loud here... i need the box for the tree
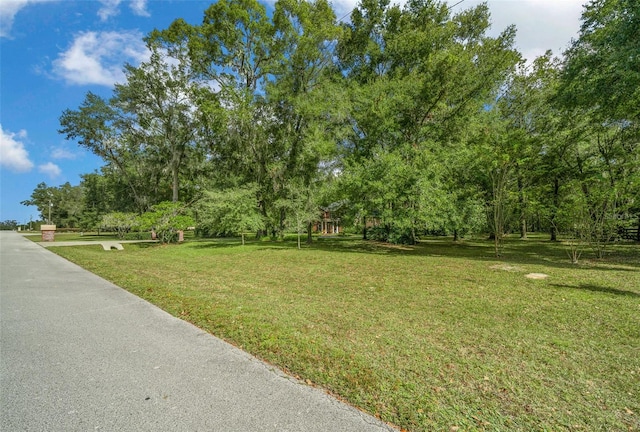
[267,0,347,239]
[101,212,139,240]
[115,45,204,203]
[558,0,640,245]
[560,0,640,122]
[276,180,321,249]
[139,201,194,244]
[21,182,57,223]
[152,0,346,239]
[60,44,207,212]
[21,182,85,227]
[59,93,151,212]
[196,185,265,245]
[495,53,563,239]
[152,0,282,234]
[467,110,517,257]
[337,0,519,244]
[0,220,19,230]
[78,172,111,231]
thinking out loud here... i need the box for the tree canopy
[24,0,637,255]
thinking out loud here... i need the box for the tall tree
[560,0,640,122]
[337,0,519,243]
[21,182,85,227]
[152,0,282,233]
[60,44,206,211]
[268,0,346,238]
[496,53,564,239]
[152,0,347,238]
[558,0,640,246]
[115,45,204,203]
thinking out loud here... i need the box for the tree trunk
[279,208,286,240]
[363,217,368,240]
[491,168,508,258]
[550,177,559,241]
[307,222,313,244]
[256,198,268,238]
[172,166,179,202]
[453,229,459,242]
[518,169,527,239]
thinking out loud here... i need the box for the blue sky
[0,0,584,224]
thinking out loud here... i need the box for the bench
[100,242,124,251]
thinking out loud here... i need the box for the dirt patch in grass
[489,264,523,272]
[525,273,549,279]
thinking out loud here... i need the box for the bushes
[101,202,194,243]
[101,212,139,240]
[138,202,194,244]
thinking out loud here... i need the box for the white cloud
[52,30,150,86]
[38,162,61,178]
[0,124,34,172]
[0,0,55,38]
[474,0,584,62]
[51,147,77,160]
[332,0,359,17]
[328,0,584,63]
[130,0,150,17]
[98,0,149,20]
[97,0,122,21]
[0,0,28,38]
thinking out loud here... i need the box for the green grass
[50,235,640,431]
[24,231,122,242]
[24,230,171,242]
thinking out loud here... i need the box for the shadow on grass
[311,236,640,271]
[550,283,640,298]
[168,234,640,271]
[189,238,292,250]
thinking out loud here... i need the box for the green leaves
[337,0,519,243]
[21,182,85,227]
[560,0,640,121]
[197,0,277,90]
[53,0,638,248]
[139,201,195,244]
[60,44,208,210]
[196,185,264,244]
[101,212,139,240]
[59,92,117,157]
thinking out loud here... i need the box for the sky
[0,0,586,224]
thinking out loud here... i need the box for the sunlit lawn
[51,235,640,431]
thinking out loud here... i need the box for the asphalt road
[0,231,395,432]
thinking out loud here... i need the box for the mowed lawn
[51,235,640,431]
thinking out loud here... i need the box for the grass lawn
[50,235,640,431]
[24,230,198,243]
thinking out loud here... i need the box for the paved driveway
[0,231,395,431]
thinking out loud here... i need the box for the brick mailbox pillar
[41,225,56,242]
